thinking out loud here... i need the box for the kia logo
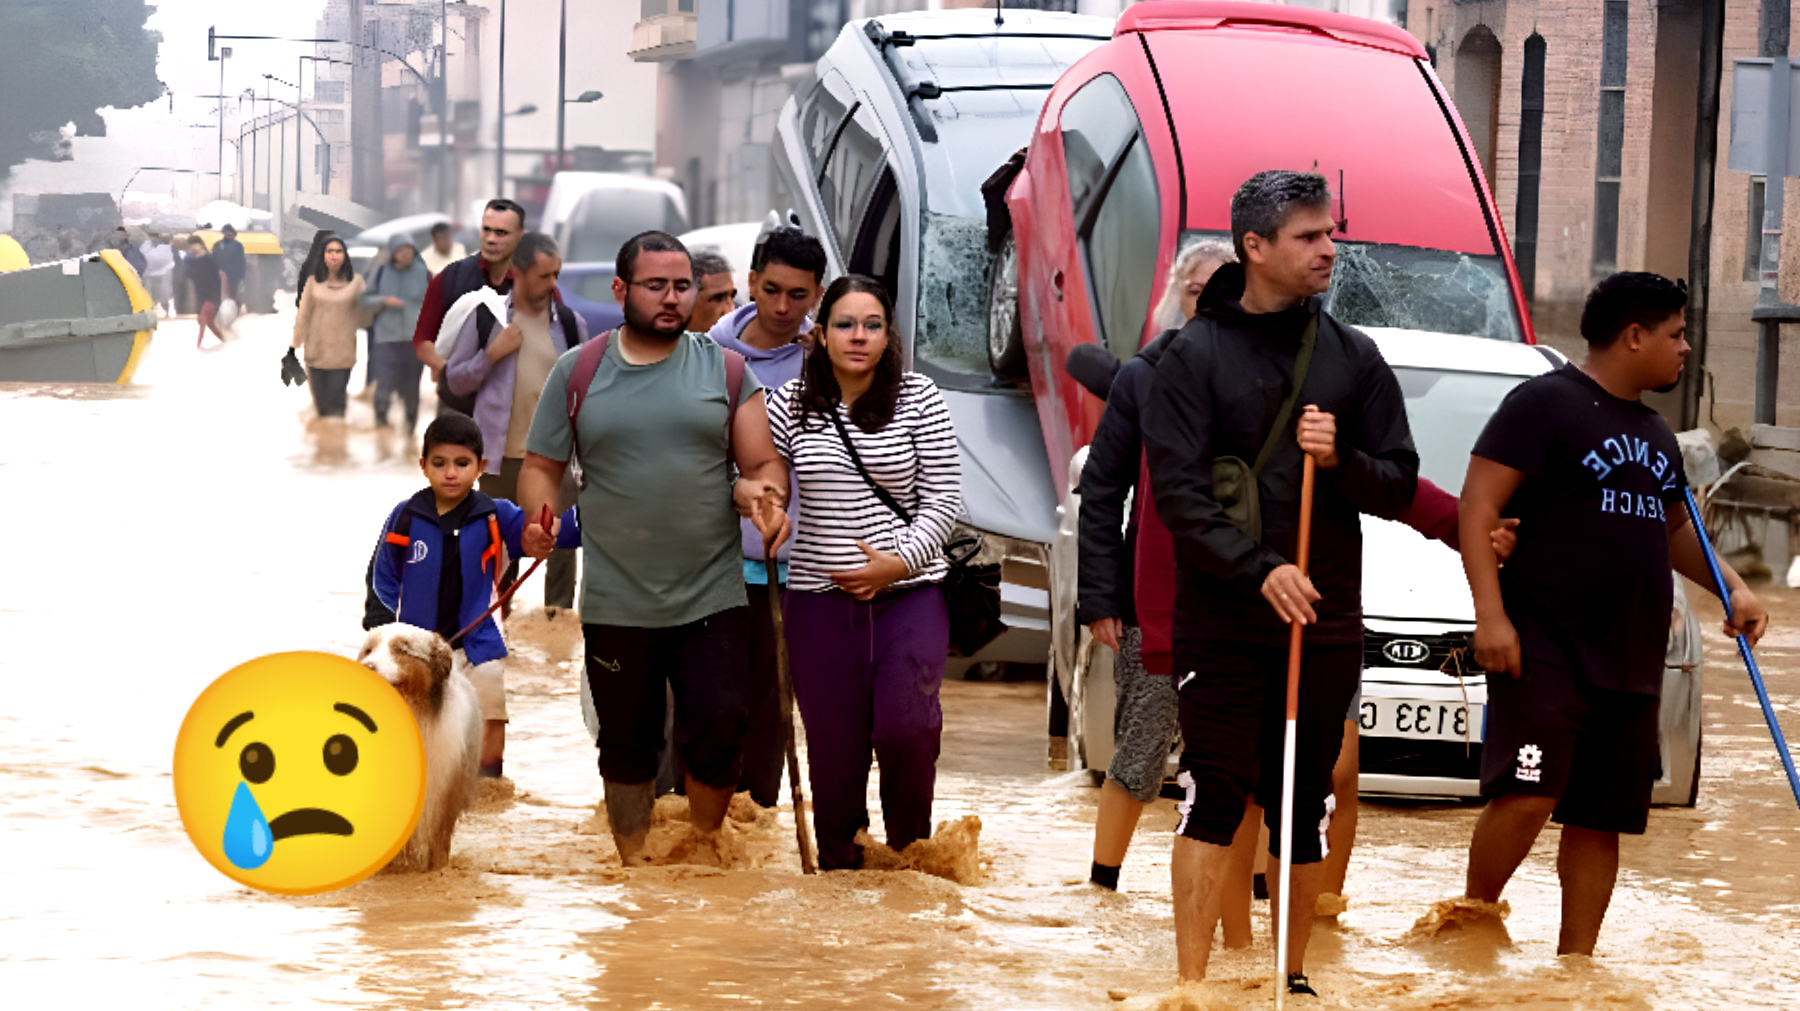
[1382,639,1430,664]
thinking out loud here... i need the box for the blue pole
[1683,487,1800,809]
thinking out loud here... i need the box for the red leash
[447,504,555,647]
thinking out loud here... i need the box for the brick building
[1415,0,1800,432]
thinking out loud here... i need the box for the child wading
[365,414,578,778]
[1458,272,1769,954]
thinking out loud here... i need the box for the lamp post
[208,33,233,199]
[496,0,508,199]
[298,56,353,194]
[557,91,603,177]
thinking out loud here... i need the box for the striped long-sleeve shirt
[767,373,963,594]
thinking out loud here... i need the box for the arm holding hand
[1460,456,1526,678]
[729,391,792,554]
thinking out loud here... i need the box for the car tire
[988,230,1027,377]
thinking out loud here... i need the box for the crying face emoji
[173,651,426,894]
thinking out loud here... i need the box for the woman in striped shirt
[767,275,963,870]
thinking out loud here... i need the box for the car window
[1085,137,1160,360]
[1178,228,1525,343]
[818,104,889,256]
[850,166,902,300]
[800,82,850,168]
[1058,75,1136,215]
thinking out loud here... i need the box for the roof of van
[1115,1,1426,59]
[857,8,1113,39]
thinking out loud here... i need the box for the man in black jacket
[1143,171,1418,995]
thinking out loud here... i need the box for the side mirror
[1065,343,1119,401]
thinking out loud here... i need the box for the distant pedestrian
[515,230,790,865]
[290,236,366,465]
[421,221,466,276]
[362,233,433,457]
[182,236,229,349]
[213,224,248,303]
[413,199,527,403]
[444,231,586,629]
[686,249,738,334]
[140,234,176,316]
[766,274,963,870]
[114,227,146,275]
[295,230,338,309]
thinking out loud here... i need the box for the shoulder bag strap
[827,407,915,526]
[723,347,746,466]
[1247,311,1320,479]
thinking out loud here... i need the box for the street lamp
[557,90,603,175]
[208,33,234,199]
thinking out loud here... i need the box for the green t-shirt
[526,332,763,628]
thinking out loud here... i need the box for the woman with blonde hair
[1151,238,1237,332]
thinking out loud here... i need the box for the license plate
[1359,698,1481,742]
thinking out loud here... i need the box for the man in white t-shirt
[421,221,466,276]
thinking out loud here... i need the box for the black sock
[1089,861,1121,890]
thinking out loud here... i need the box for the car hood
[1360,514,1474,623]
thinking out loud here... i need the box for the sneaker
[1286,974,1317,997]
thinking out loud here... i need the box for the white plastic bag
[216,298,240,329]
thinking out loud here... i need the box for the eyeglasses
[626,278,694,295]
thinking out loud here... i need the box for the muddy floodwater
[3,311,1798,1009]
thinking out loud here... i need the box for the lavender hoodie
[710,304,809,569]
[444,293,587,474]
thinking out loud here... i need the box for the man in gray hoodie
[364,233,433,455]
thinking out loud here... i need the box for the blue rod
[1684,487,1800,809]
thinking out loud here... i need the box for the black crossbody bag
[826,409,1004,657]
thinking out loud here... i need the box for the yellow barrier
[98,249,155,385]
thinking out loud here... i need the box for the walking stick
[1274,454,1317,1010]
[766,542,818,874]
[1682,488,1800,809]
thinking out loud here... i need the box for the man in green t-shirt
[519,231,790,865]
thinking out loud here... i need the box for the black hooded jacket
[1141,262,1418,647]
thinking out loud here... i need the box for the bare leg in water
[1220,803,1263,947]
[1319,721,1360,908]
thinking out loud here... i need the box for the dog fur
[357,624,483,871]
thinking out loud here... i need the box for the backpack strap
[565,329,613,461]
[557,303,581,350]
[482,515,503,592]
[384,509,415,551]
[475,303,498,350]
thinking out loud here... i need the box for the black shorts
[583,607,751,788]
[1479,648,1661,834]
[1172,639,1361,864]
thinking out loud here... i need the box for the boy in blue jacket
[366,412,578,777]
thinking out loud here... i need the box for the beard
[623,301,685,341]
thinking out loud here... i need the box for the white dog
[357,624,483,871]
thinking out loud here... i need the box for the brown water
[2,310,1797,1008]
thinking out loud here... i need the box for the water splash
[222,781,272,869]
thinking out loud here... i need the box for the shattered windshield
[914,212,993,376]
[1179,231,1525,343]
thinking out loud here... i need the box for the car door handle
[1052,269,1064,301]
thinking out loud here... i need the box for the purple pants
[785,583,948,869]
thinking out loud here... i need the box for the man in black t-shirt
[1459,272,1769,956]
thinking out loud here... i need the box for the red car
[1001,2,1546,785]
[998,0,1534,497]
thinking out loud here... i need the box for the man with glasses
[516,231,791,865]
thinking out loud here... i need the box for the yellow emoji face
[173,651,425,894]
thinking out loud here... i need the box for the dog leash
[448,504,555,647]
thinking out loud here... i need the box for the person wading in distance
[1142,170,1420,998]
[413,198,528,384]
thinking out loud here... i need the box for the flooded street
[2,310,1798,1009]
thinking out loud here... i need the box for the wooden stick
[1274,453,1317,1010]
[766,543,817,874]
